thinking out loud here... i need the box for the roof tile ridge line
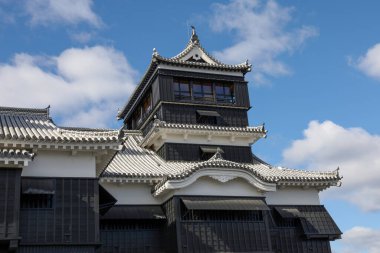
[59,126,118,132]
[166,27,226,66]
[58,127,120,134]
[194,41,252,70]
[158,29,244,68]
[158,47,250,69]
[168,25,200,60]
[0,105,50,117]
[169,34,250,69]
[169,40,195,60]
[174,155,250,176]
[275,165,340,175]
[162,121,266,132]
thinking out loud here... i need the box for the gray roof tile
[103,132,342,189]
[0,106,121,144]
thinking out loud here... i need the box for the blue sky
[1,1,380,252]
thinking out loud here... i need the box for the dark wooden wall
[151,76,160,108]
[18,246,96,253]
[98,221,163,253]
[161,198,179,253]
[234,81,250,108]
[0,168,21,241]
[19,178,99,247]
[158,75,174,102]
[180,220,271,252]
[159,104,249,127]
[157,143,253,163]
[270,229,332,253]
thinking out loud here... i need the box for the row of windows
[173,79,235,103]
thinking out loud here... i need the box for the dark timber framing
[94,195,341,253]
[19,177,100,252]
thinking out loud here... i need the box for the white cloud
[25,0,102,27]
[355,43,380,80]
[70,32,94,43]
[338,227,380,253]
[0,46,137,128]
[210,0,318,84]
[282,120,380,211]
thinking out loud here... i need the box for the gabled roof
[0,106,122,144]
[101,132,342,191]
[117,27,252,120]
[152,27,251,73]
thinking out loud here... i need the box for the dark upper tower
[118,28,266,162]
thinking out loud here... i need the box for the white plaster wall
[100,182,162,205]
[22,150,96,178]
[173,177,264,198]
[265,187,320,205]
[155,134,251,148]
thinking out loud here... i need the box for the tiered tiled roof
[0,106,121,144]
[117,27,251,120]
[140,119,267,148]
[0,105,123,174]
[148,120,266,133]
[152,27,251,72]
[102,132,342,190]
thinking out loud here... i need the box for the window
[193,81,213,101]
[216,83,235,103]
[173,79,191,100]
[196,110,220,125]
[173,78,235,104]
[132,108,142,128]
[142,92,152,116]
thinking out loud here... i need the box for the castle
[0,28,341,252]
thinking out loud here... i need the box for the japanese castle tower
[0,28,341,253]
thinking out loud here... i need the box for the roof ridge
[275,166,340,175]
[161,121,266,132]
[153,26,251,71]
[59,126,118,132]
[0,105,50,117]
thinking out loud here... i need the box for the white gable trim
[153,167,277,197]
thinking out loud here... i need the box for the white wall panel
[22,151,96,178]
[265,187,320,205]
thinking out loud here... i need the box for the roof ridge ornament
[152,48,159,57]
[190,25,199,44]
